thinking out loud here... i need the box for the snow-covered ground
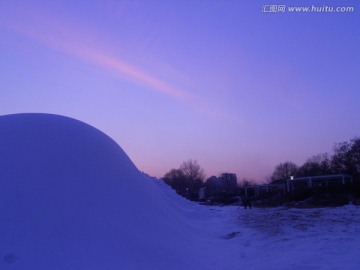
[1,113,359,269]
[206,204,360,270]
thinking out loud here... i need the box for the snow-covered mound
[0,113,210,269]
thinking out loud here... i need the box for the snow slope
[0,113,218,269]
[1,113,359,270]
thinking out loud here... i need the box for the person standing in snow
[243,196,252,209]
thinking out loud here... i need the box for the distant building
[204,173,238,197]
[244,184,279,197]
[284,174,352,193]
[245,174,353,197]
[220,173,237,194]
[205,176,222,196]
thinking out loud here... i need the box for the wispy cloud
[75,48,194,100]
[0,5,195,102]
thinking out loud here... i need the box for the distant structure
[220,173,237,194]
[198,187,206,200]
[204,176,222,196]
[282,174,352,193]
[244,174,353,197]
[204,173,238,197]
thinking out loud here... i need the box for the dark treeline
[270,137,360,182]
[163,159,205,201]
[163,137,360,203]
[258,137,360,207]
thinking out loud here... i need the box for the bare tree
[297,153,331,177]
[270,161,298,182]
[239,178,256,188]
[180,159,205,181]
[163,169,187,195]
[163,159,205,200]
[331,137,360,179]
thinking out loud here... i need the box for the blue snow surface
[1,113,360,270]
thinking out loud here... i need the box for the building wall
[221,173,237,194]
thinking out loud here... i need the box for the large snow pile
[1,113,360,270]
[0,113,217,269]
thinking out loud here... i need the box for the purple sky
[1,0,359,182]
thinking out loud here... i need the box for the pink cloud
[75,48,194,100]
[0,6,195,102]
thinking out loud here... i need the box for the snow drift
[0,113,211,269]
